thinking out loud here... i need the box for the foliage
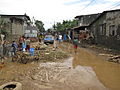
[52,19,78,31]
[0,18,8,35]
[35,20,45,32]
[1,29,8,35]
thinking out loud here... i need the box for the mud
[21,57,107,90]
[0,42,120,90]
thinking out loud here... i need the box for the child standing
[73,37,78,54]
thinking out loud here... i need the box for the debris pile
[89,45,120,64]
[108,55,120,63]
[12,42,69,64]
[40,50,68,62]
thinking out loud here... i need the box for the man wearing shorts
[73,37,78,54]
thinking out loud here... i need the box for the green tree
[53,19,78,31]
[35,20,45,32]
[0,18,8,35]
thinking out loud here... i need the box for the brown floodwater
[72,47,120,90]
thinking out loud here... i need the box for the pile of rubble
[31,42,69,62]
[37,50,68,62]
[99,53,120,64]
[12,42,69,64]
[108,55,120,63]
[88,45,120,64]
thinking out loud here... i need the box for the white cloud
[0,0,120,29]
[105,0,120,1]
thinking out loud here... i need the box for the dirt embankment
[0,62,38,85]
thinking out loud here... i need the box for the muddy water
[72,48,120,90]
[22,43,120,90]
[26,57,107,90]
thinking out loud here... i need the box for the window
[109,25,117,36]
[32,30,37,33]
[100,25,103,35]
[25,30,30,33]
[99,24,106,35]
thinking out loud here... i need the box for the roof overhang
[72,26,89,31]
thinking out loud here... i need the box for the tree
[35,20,45,32]
[0,18,8,35]
[53,19,78,32]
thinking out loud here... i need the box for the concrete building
[25,26,39,38]
[0,14,30,40]
[71,13,100,41]
[90,9,120,50]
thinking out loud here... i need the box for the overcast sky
[0,0,120,29]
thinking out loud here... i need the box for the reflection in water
[72,48,120,90]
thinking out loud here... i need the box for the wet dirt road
[22,57,107,90]
[65,43,120,90]
[1,42,119,90]
[22,43,120,90]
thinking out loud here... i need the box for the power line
[106,1,120,10]
[110,3,120,9]
[80,0,96,11]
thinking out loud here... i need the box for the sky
[0,0,120,30]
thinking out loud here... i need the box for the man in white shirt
[59,35,62,43]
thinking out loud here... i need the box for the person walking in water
[73,37,78,54]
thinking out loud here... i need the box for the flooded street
[0,1,120,90]
[0,43,120,90]
[21,43,120,90]
[72,47,120,90]
[22,57,107,90]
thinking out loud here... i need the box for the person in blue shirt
[22,41,26,52]
[11,41,18,55]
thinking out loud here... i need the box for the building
[75,13,100,27]
[71,13,100,41]
[90,9,120,50]
[0,14,30,40]
[25,26,39,38]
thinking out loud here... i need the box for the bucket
[29,48,34,56]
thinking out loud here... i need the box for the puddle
[29,57,107,90]
[73,48,120,90]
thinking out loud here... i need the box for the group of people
[19,36,30,52]
[53,34,79,54]
[0,40,17,62]
[0,36,31,60]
